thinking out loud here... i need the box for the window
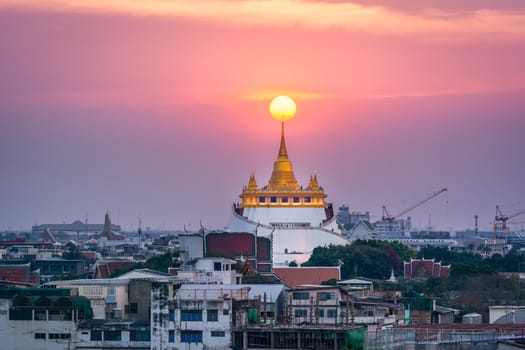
[223,309,230,315]
[293,197,300,203]
[282,197,288,203]
[214,262,222,271]
[258,197,266,203]
[130,330,150,342]
[104,330,122,341]
[294,309,307,318]
[181,309,202,321]
[169,330,175,343]
[169,309,175,321]
[304,197,311,203]
[327,309,337,318]
[317,309,325,317]
[207,309,218,322]
[270,196,277,203]
[130,303,138,314]
[318,292,335,301]
[48,333,69,340]
[90,330,102,341]
[211,331,226,337]
[35,333,46,340]
[181,330,203,343]
[292,292,309,300]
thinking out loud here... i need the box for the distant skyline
[1,1,524,232]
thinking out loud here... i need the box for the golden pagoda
[239,122,326,208]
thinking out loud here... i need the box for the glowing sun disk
[269,96,297,122]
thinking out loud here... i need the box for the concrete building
[32,216,121,237]
[286,285,401,327]
[151,282,251,350]
[490,305,525,324]
[0,287,93,350]
[346,220,378,240]
[42,269,174,320]
[177,257,242,284]
[77,320,150,350]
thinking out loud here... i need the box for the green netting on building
[9,308,32,320]
[344,330,366,350]
[0,288,70,298]
[72,296,94,319]
[248,309,259,324]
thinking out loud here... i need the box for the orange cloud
[3,0,525,38]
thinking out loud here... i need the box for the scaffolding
[365,326,525,350]
[233,327,365,350]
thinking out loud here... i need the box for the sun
[269,96,297,122]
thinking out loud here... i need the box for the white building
[228,121,349,265]
[151,282,251,350]
[42,269,176,320]
[176,257,242,284]
[0,288,91,350]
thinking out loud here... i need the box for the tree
[303,240,416,279]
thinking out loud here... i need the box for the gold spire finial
[267,120,299,191]
[278,121,288,158]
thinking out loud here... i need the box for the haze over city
[1,0,524,232]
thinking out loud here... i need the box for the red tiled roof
[404,259,450,279]
[81,251,97,260]
[0,265,39,286]
[95,261,136,278]
[272,267,340,288]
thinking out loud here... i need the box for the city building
[42,269,175,320]
[345,220,378,240]
[286,285,402,327]
[151,282,251,350]
[77,320,150,349]
[32,214,121,237]
[403,258,450,280]
[177,257,242,284]
[0,287,93,350]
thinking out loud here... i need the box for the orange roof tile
[272,267,340,288]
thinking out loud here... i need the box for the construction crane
[382,187,448,231]
[493,205,525,239]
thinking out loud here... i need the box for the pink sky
[0,1,524,231]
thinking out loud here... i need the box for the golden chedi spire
[267,122,300,191]
[247,172,258,191]
[307,173,320,191]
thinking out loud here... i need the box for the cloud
[3,0,525,38]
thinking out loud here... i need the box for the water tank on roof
[462,312,482,324]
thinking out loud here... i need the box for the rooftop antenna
[138,216,142,247]
[85,214,88,239]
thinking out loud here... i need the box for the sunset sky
[1,0,524,232]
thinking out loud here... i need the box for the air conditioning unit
[112,308,123,319]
